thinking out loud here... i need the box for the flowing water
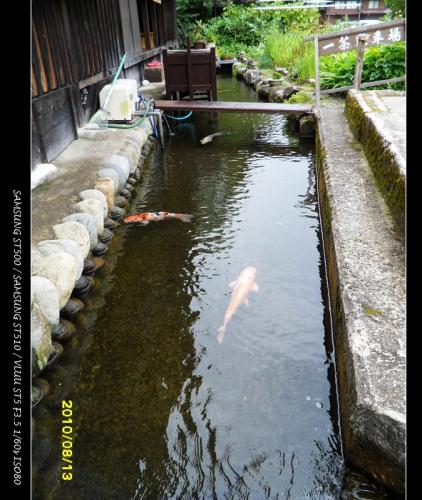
[32,76,399,499]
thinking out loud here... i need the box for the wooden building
[32,0,177,167]
[323,0,389,23]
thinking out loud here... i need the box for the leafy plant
[206,5,266,47]
[287,91,313,104]
[385,0,405,18]
[191,20,207,42]
[320,42,405,90]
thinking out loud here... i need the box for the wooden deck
[154,100,314,115]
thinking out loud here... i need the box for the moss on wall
[315,121,404,495]
[345,92,405,239]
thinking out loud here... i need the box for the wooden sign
[308,19,406,108]
[315,20,405,56]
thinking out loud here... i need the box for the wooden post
[314,35,320,108]
[353,35,367,90]
[210,46,217,101]
[186,39,193,100]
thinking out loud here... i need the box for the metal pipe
[146,110,165,149]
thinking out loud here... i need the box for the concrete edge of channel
[315,113,405,495]
[345,89,405,238]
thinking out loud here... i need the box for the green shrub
[263,7,321,34]
[203,3,320,54]
[320,42,406,90]
[287,91,313,104]
[206,5,266,48]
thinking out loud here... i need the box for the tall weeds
[263,31,315,82]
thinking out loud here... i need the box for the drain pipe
[146,110,164,150]
[131,109,164,150]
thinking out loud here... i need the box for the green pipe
[102,52,127,112]
[106,102,150,129]
[106,115,147,129]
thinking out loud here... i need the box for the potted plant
[191,21,207,49]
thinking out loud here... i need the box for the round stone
[31,303,53,377]
[120,188,131,199]
[104,217,118,230]
[79,189,108,218]
[61,297,85,318]
[94,178,115,209]
[97,168,120,193]
[73,199,105,236]
[92,241,108,257]
[31,276,60,330]
[110,206,125,221]
[38,239,84,280]
[114,195,128,208]
[52,221,91,259]
[62,213,98,250]
[32,252,78,309]
[99,228,114,243]
[72,275,94,298]
[52,319,76,342]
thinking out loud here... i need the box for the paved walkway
[31,124,152,247]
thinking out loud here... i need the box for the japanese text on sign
[318,22,405,55]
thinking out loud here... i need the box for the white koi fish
[217,266,258,343]
[200,132,230,145]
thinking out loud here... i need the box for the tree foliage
[384,0,405,17]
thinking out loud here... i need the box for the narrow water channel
[33,76,395,499]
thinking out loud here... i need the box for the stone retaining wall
[31,121,155,382]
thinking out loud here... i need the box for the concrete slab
[379,95,406,122]
[138,82,166,100]
[32,122,152,247]
[316,97,405,494]
[345,90,405,236]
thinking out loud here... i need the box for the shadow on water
[32,76,400,500]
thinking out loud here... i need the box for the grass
[262,31,315,83]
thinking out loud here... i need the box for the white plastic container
[99,79,138,121]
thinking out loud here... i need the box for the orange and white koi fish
[123,211,193,225]
[217,266,258,343]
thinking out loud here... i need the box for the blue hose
[164,111,193,121]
